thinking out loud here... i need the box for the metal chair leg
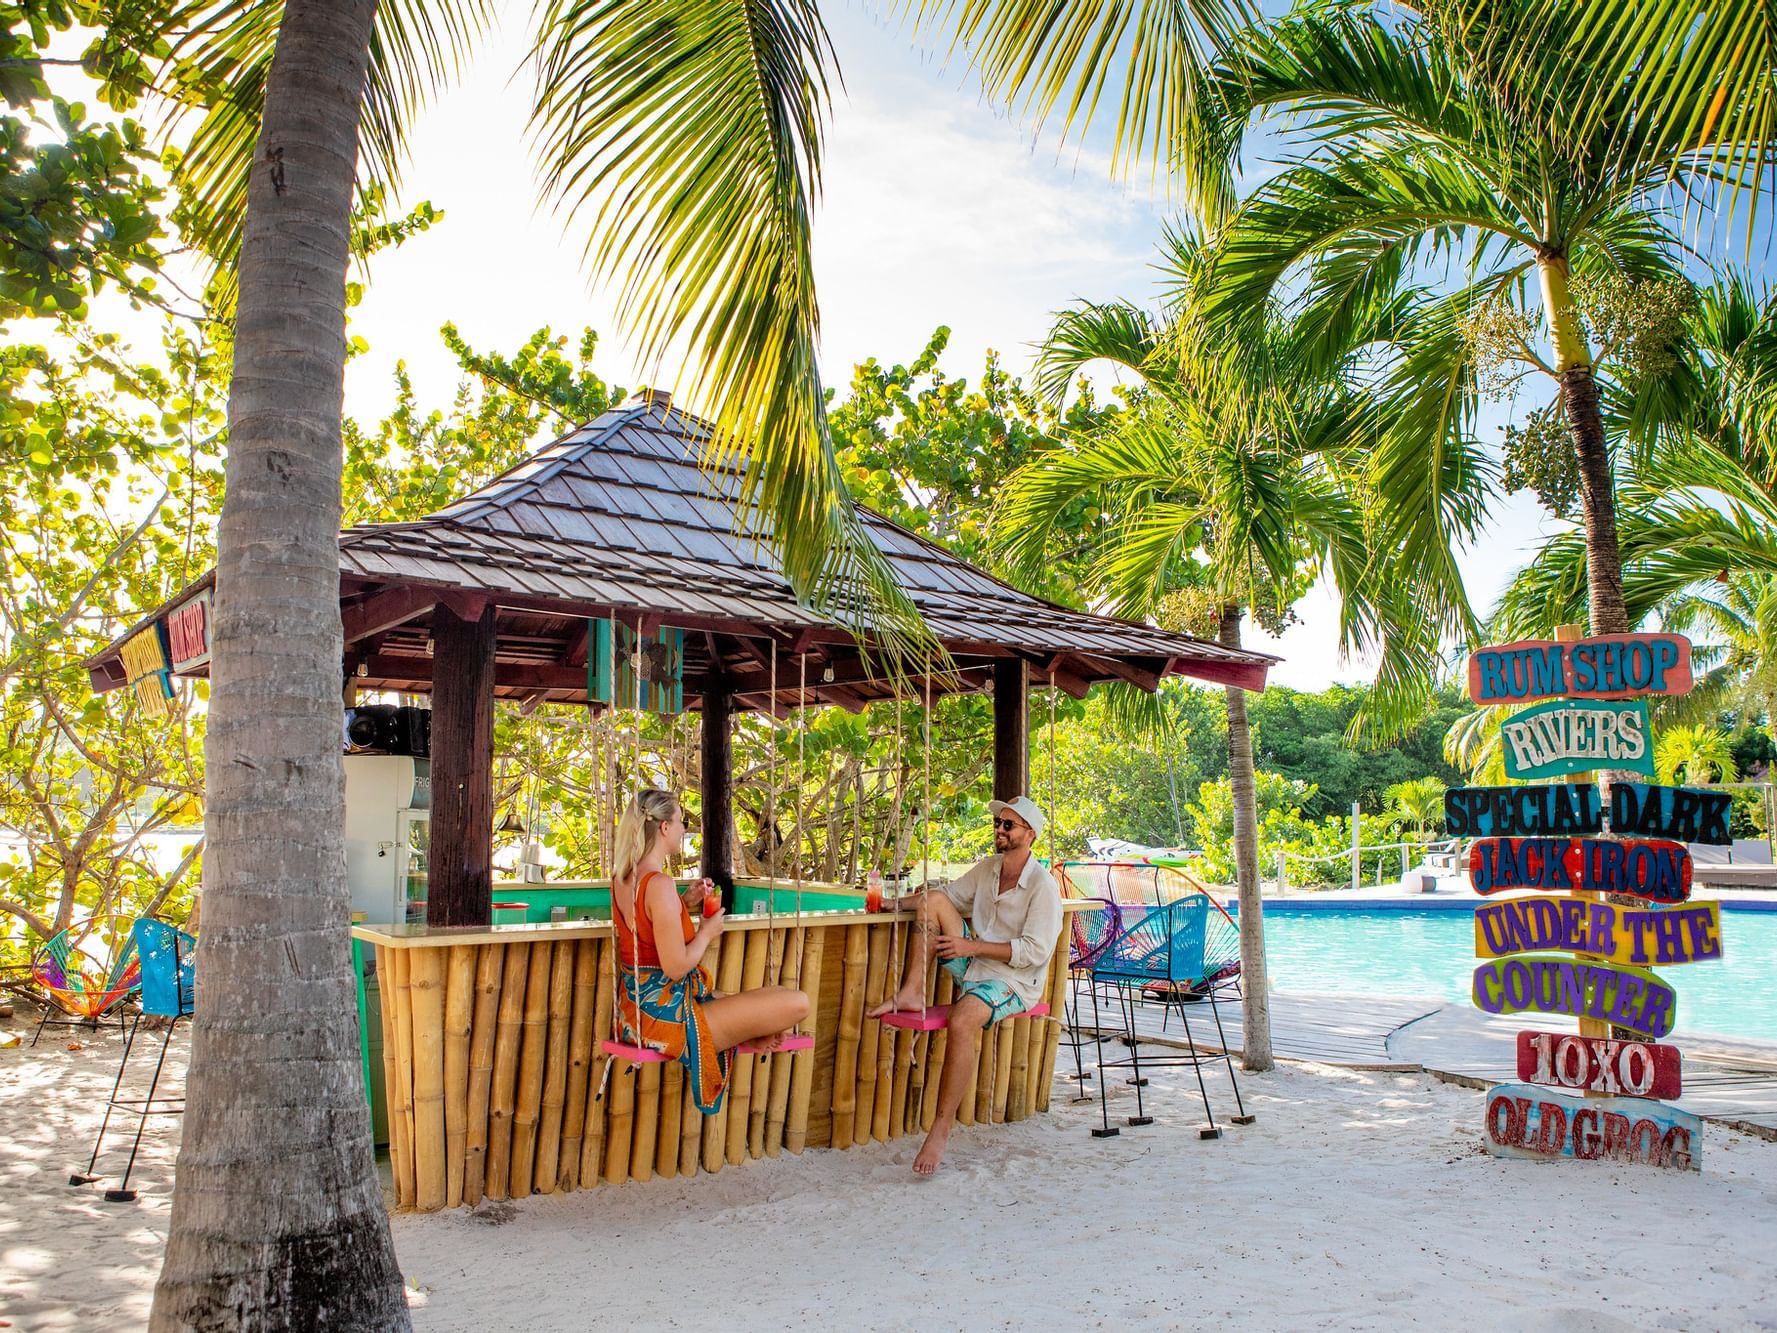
[1208,985,1255,1124]
[71,1012,142,1185]
[1120,986,1152,1126]
[1088,976,1118,1137]
[105,1017,179,1203]
[1173,995,1220,1139]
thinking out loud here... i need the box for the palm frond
[528,0,929,661]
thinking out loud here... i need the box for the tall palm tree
[993,234,1472,1069]
[141,0,1251,1320]
[1182,1,1733,639]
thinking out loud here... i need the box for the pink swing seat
[879,1001,1050,1031]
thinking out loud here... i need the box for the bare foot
[748,1031,785,1053]
[866,987,925,1020]
[912,1123,951,1176]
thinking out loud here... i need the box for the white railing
[1272,804,1457,893]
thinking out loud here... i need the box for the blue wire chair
[1059,897,1122,1095]
[71,918,195,1202]
[1086,892,1253,1139]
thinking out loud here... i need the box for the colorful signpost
[1499,699,1653,779]
[1455,628,1717,1170]
[1467,837,1692,901]
[1468,633,1693,706]
[1609,782,1734,845]
[1515,1030,1683,1100]
[1472,954,1677,1038]
[1475,896,1723,967]
[1444,783,1601,838]
[1483,1083,1700,1170]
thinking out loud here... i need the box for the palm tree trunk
[151,2,410,1328]
[1538,254,1630,636]
[1219,605,1273,1071]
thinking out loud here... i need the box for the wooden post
[533,940,575,1193]
[442,946,475,1207]
[429,600,497,926]
[854,922,889,1146]
[657,1062,684,1178]
[630,1060,661,1182]
[408,949,446,1211]
[509,942,553,1197]
[462,943,506,1206]
[784,928,826,1154]
[992,658,1029,801]
[558,940,597,1191]
[728,929,770,1164]
[700,669,735,903]
[484,942,529,1201]
[1556,622,1615,1054]
[378,947,414,1209]
[579,939,614,1188]
[830,924,867,1147]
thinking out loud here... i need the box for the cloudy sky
[211,5,1564,691]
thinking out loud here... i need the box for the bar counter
[354,903,1087,1211]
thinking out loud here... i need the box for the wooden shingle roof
[87,395,1276,709]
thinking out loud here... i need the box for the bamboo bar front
[358,905,1087,1211]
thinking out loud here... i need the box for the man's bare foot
[866,987,925,1020]
[913,1123,951,1176]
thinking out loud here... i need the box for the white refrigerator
[344,754,431,925]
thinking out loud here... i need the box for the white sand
[6,1017,1777,1331]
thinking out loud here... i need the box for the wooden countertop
[352,899,1098,948]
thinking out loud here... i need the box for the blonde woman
[610,788,810,1114]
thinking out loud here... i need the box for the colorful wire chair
[29,914,142,1046]
[1058,897,1122,1094]
[72,918,195,1202]
[1085,891,1255,1140]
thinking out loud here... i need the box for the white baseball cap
[989,795,1045,842]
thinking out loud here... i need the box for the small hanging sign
[165,590,212,672]
[588,619,684,714]
[119,622,175,717]
[1609,782,1734,845]
[1468,633,1692,705]
[1483,1083,1699,1170]
[1472,953,1677,1038]
[1515,1030,1683,1100]
[1499,698,1653,779]
[1444,782,1601,838]
[1474,895,1722,967]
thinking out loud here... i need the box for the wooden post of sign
[1555,624,1612,1056]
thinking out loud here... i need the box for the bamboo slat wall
[364,912,1076,1211]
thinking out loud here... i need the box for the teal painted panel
[1500,699,1654,779]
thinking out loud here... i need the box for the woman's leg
[866,891,965,1017]
[700,985,811,1052]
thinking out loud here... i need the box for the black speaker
[344,705,430,756]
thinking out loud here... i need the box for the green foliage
[0,4,167,319]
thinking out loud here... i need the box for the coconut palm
[1181,1,1738,641]
[1385,776,1446,835]
[1655,724,1740,786]
[993,232,1480,1069]
[140,0,1252,1320]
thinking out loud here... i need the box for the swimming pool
[1254,902,1777,1044]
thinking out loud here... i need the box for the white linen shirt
[939,853,1063,1012]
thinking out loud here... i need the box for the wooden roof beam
[342,585,438,645]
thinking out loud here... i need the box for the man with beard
[866,795,1061,1175]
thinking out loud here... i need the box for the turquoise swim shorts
[940,924,1028,1026]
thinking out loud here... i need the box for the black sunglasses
[992,817,1022,831]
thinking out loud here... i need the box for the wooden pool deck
[1087,988,1777,1139]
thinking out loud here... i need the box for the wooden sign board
[1444,783,1600,838]
[1468,837,1691,903]
[1469,633,1692,705]
[1484,1083,1699,1170]
[1610,782,1734,846]
[1475,896,1722,967]
[1500,699,1653,779]
[165,590,212,673]
[1515,1030,1682,1100]
[588,620,685,714]
[1472,953,1676,1038]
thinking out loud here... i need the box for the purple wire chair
[1060,898,1122,1093]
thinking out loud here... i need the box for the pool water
[1257,904,1777,1044]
